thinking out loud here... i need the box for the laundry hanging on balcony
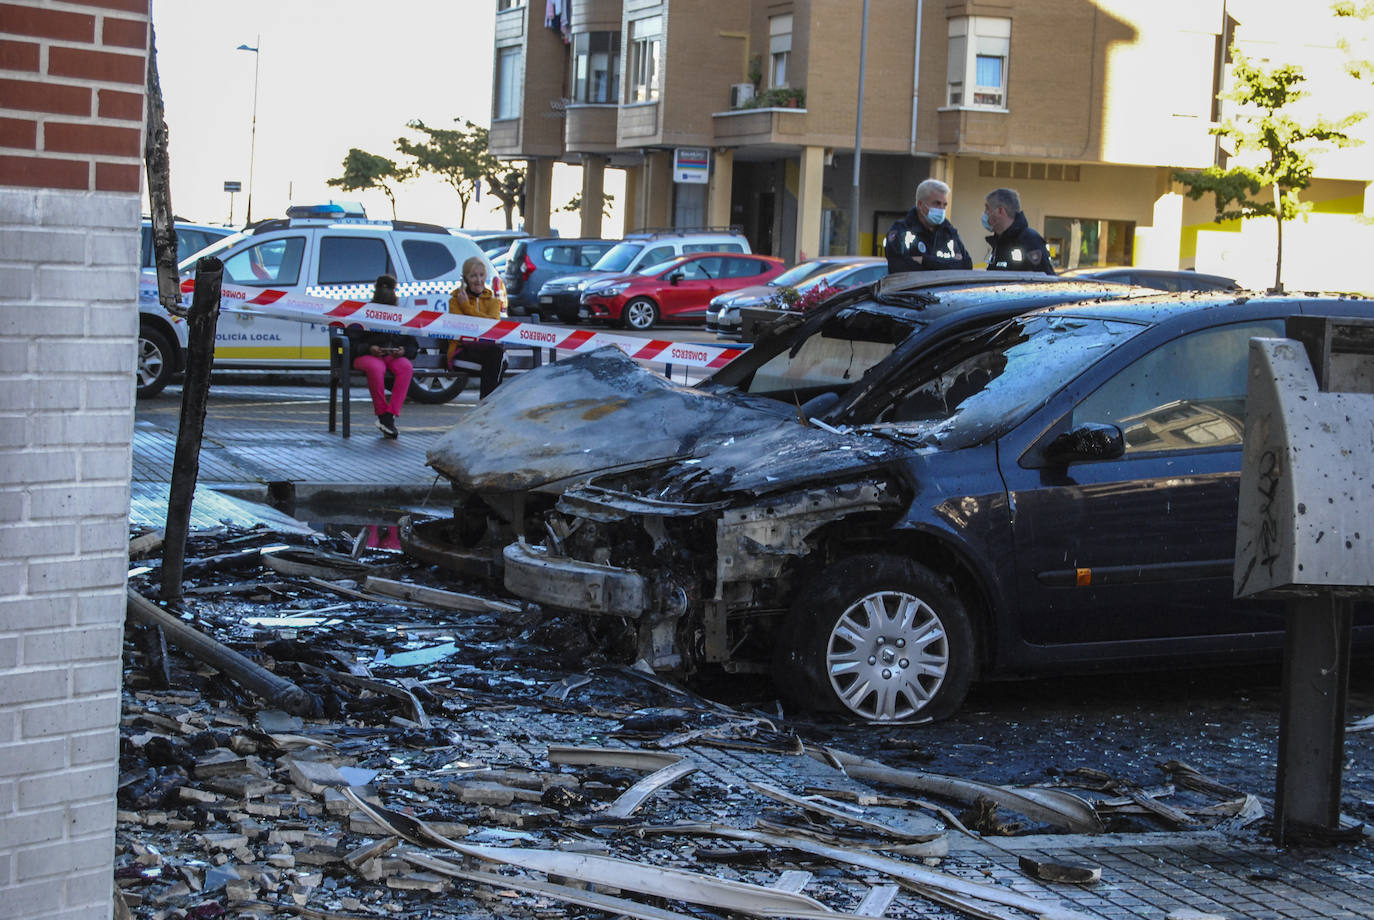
[544,0,571,44]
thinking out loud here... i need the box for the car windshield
[176,231,249,272]
[868,313,1147,449]
[738,307,924,396]
[771,260,840,287]
[593,242,644,272]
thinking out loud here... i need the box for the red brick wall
[0,0,150,193]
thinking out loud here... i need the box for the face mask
[981,211,993,232]
[926,207,946,226]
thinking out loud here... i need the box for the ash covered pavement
[116,512,1374,920]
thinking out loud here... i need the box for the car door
[215,232,310,363]
[657,256,722,321]
[999,315,1288,653]
[303,232,399,361]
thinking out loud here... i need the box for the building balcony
[565,103,619,154]
[935,106,1010,155]
[710,105,809,149]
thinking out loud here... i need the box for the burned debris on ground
[116,523,1374,919]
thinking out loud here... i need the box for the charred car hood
[427,347,906,496]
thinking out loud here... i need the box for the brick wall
[0,2,149,918]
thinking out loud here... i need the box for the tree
[1334,1,1374,82]
[1174,48,1363,292]
[559,190,616,220]
[396,119,494,226]
[327,148,408,219]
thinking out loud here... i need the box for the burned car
[416,273,1218,721]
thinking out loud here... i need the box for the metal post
[237,37,260,224]
[849,0,870,255]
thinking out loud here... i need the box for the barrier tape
[139,277,746,371]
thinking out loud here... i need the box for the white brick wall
[0,185,138,920]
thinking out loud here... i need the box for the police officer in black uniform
[885,179,973,274]
[982,187,1055,275]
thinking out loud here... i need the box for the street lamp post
[236,37,260,224]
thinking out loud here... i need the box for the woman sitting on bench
[447,256,505,399]
[348,274,417,439]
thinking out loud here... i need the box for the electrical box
[1234,316,1374,599]
[730,83,755,108]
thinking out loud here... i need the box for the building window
[497,0,524,10]
[495,46,523,119]
[947,16,1010,108]
[1043,216,1135,270]
[573,31,621,103]
[628,16,662,102]
[769,14,792,88]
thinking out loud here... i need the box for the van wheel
[136,325,176,399]
[623,298,659,331]
[772,554,975,722]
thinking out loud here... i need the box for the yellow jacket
[449,286,501,319]
[447,285,501,362]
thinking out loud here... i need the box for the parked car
[140,219,235,269]
[425,281,1374,722]
[538,228,751,322]
[505,237,617,316]
[456,229,530,260]
[137,213,503,400]
[579,252,786,329]
[705,256,867,335]
[417,274,1159,692]
[1060,266,1241,292]
[708,257,888,337]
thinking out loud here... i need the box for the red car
[579,252,786,330]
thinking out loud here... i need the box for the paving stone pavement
[128,381,1374,920]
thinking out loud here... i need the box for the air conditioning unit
[730,83,755,109]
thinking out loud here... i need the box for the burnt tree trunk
[144,24,181,315]
[160,258,222,600]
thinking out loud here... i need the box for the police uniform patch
[1029,250,1043,265]
[917,241,927,254]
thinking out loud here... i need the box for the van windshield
[593,242,644,272]
[177,232,249,272]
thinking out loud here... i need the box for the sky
[149,0,600,233]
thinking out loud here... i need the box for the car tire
[773,554,975,723]
[407,347,469,404]
[136,324,176,399]
[623,297,659,331]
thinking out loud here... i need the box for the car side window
[544,245,578,265]
[401,239,458,280]
[222,237,306,287]
[1071,320,1284,453]
[642,245,676,265]
[850,265,886,285]
[723,258,765,278]
[318,236,395,285]
[676,259,716,281]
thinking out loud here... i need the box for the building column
[642,150,673,230]
[709,148,734,229]
[795,145,825,262]
[524,157,554,237]
[620,164,642,237]
[1138,167,1184,269]
[579,155,607,238]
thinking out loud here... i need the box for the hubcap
[826,589,949,721]
[137,337,164,387]
[626,302,654,328]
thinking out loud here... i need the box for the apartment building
[490,0,1372,290]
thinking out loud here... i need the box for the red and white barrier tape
[142,278,745,371]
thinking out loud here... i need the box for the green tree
[559,190,616,221]
[397,118,508,227]
[326,148,408,219]
[1175,49,1363,292]
[1334,1,1374,81]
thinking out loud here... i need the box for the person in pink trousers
[346,274,417,438]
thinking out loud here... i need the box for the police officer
[885,178,973,274]
[982,187,1055,275]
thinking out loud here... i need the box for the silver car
[707,257,887,338]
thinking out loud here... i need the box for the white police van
[137,205,504,401]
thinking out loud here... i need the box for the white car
[137,215,504,400]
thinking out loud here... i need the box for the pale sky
[149,0,600,233]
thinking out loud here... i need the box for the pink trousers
[352,354,413,417]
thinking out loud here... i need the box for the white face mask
[926,207,946,226]
[981,211,994,232]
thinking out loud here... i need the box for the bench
[327,328,545,437]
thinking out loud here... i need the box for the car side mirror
[1043,423,1125,465]
[668,272,684,285]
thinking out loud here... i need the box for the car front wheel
[622,297,659,331]
[136,325,176,399]
[773,554,975,722]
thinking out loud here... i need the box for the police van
[137,205,504,402]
